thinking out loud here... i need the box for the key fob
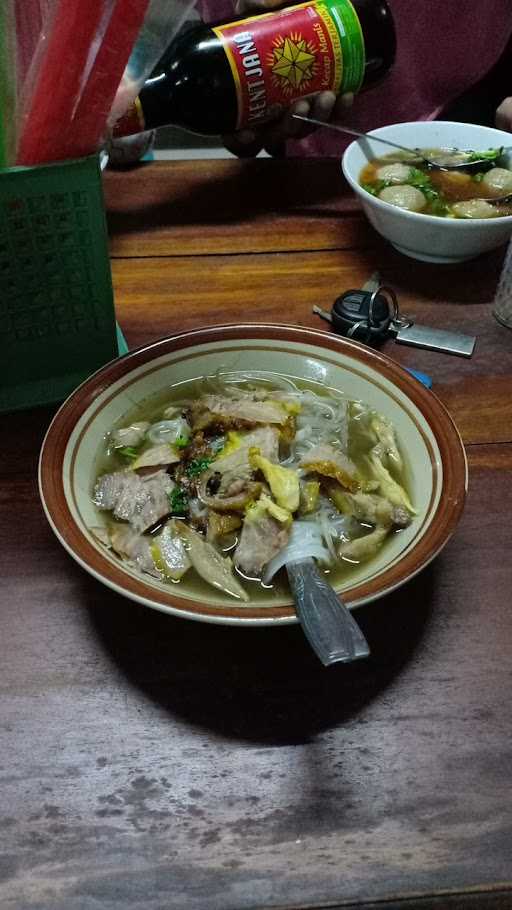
[332,289,392,342]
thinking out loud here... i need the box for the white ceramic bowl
[342,120,512,264]
[39,324,467,626]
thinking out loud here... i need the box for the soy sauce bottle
[114,0,396,138]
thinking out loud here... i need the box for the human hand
[496,97,512,132]
[223,0,354,156]
[223,92,354,157]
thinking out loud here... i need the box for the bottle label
[213,0,365,130]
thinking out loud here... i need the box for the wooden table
[2,159,512,910]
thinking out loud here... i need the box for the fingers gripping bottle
[114,0,396,138]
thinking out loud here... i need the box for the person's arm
[496,97,512,131]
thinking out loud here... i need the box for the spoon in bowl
[291,114,505,172]
[286,557,370,666]
[265,521,370,666]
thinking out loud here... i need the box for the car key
[313,284,476,357]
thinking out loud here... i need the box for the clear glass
[493,237,512,328]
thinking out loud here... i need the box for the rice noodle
[202,370,301,398]
[280,389,349,467]
[263,521,331,584]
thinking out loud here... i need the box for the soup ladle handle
[286,558,370,666]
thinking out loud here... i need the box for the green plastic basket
[0,155,120,413]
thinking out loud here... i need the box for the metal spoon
[482,192,512,206]
[291,114,503,172]
[286,558,370,666]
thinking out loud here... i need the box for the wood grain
[2,159,512,910]
[111,250,511,445]
[104,159,374,257]
[1,442,512,909]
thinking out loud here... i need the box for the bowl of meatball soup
[342,120,512,263]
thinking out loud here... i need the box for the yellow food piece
[268,398,302,416]
[279,414,297,445]
[207,510,242,542]
[370,416,403,471]
[249,449,300,512]
[245,493,292,526]
[324,481,352,515]
[216,430,243,459]
[299,480,320,515]
[304,459,360,493]
[366,453,416,514]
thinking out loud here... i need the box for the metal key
[389,319,476,357]
[313,283,476,358]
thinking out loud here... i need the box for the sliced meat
[130,472,175,533]
[93,470,140,512]
[234,513,290,578]
[189,395,289,432]
[300,444,360,492]
[196,426,279,512]
[177,523,249,602]
[93,469,174,533]
[214,426,280,480]
[198,477,262,513]
[109,525,160,577]
[132,443,180,470]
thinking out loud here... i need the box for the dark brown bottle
[114,0,396,138]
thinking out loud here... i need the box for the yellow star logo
[271,36,316,88]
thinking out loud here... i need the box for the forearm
[496,97,512,131]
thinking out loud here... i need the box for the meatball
[451,199,497,219]
[379,185,426,212]
[375,162,412,184]
[481,167,512,195]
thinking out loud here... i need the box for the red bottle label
[213,0,364,130]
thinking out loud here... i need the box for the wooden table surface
[2,159,512,910]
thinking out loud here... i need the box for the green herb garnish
[118,446,139,460]
[465,147,503,163]
[168,486,188,515]
[363,166,451,214]
[186,457,213,477]
[174,435,189,449]
[361,180,389,197]
[428,197,449,217]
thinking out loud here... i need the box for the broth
[359,148,512,218]
[91,373,415,602]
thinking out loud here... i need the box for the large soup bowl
[39,324,467,626]
[342,120,512,263]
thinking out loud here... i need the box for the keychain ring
[368,285,399,329]
[346,319,373,343]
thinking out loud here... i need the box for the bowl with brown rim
[38,323,467,626]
